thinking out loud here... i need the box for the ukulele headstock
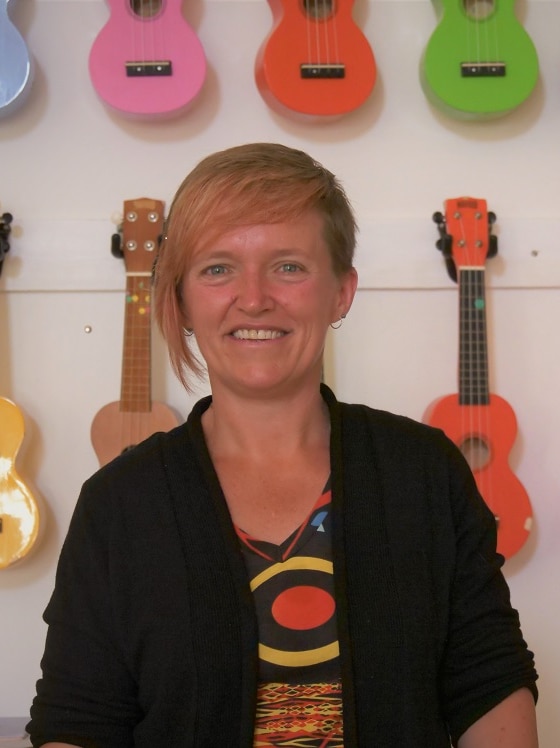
[433,197,497,282]
[112,198,165,275]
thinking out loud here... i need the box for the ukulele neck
[120,272,152,412]
[458,267,490,406]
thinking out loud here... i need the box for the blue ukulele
[0,0,33,117]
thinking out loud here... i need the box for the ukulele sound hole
[302,0,334,21]
[459,436,490,472]
[130,0,162,18]
[463,0,494,21]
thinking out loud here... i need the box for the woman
[28,143,538,747]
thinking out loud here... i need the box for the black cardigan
[29,385,537,747]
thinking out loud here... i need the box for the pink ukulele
[89,0,206,118]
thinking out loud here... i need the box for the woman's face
[180,209,357,399]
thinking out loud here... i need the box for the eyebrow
[192,246,309,263]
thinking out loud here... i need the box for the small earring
[330,314,346,330]
[185,328,194,337]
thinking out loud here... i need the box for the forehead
[190,211,328,260]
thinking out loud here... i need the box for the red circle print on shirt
[271,585,335,630]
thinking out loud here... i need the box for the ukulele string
[463,209,493,514]
[465,0,500,73]
[320,0,340,67]
[330,0,341,66]
[457,213,476,483]
[123,273,148,451]
[312,0,324,65]
[475,211,492,508]
[151,0,166,72]
[130,0,145,72]
[123,274,135,451]
[305,0,313,64]
[305,0,339,67]
[132,0,163,74]
[145,0,160,71]
[320,0,332,66]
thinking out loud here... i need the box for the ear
[334,267,358,321]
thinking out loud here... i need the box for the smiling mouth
[231,329,286,340]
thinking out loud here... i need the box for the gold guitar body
[0,397,39,569]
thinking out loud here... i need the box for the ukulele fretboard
[121,274,152,412]
[458,267,489,406]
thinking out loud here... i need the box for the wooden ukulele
[90,198,179,467]
[420,0,538,119]
[88,0,206,118]
[424,197,532,559]
[0,215,40,569]
[255,0,376,118]
[0,0,33,118]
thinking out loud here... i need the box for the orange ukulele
[91,198,179,466]
[425,197,532,559]
[255,0,376,119]
[1,214,40,568]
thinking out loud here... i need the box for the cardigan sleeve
[437,438,538,744]
[27,469,141,748]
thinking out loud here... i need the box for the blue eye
[205,265,227,276]
[280,263,300,273]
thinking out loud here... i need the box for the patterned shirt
[236,483,344,747]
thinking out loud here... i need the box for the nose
[235,268,272,314]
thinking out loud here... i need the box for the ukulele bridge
[126,61,172,77]
[300,63,345,79]
[461,62,506,77]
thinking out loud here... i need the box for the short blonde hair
[153,142,357,391]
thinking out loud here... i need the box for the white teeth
[232,329,285,340]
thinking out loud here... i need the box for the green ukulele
[420,0,539,119]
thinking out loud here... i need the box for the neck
[202,382,329,461]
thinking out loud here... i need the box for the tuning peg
[432,211,444,225]
[0,212,13,256]
[436,234,453,256]
[486,211,498,258]
[444,257,458,283]
[111,232,124,259]
[0,214,13,277]
[488,234,498,258]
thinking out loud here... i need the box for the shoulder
[86,421,190,490]
[337,400,469,497]
[323,383,457,463]
[80,395,212,505]
[324,385,484,526]
[347,402,454,456]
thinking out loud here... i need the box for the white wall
[1,0,559,742]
